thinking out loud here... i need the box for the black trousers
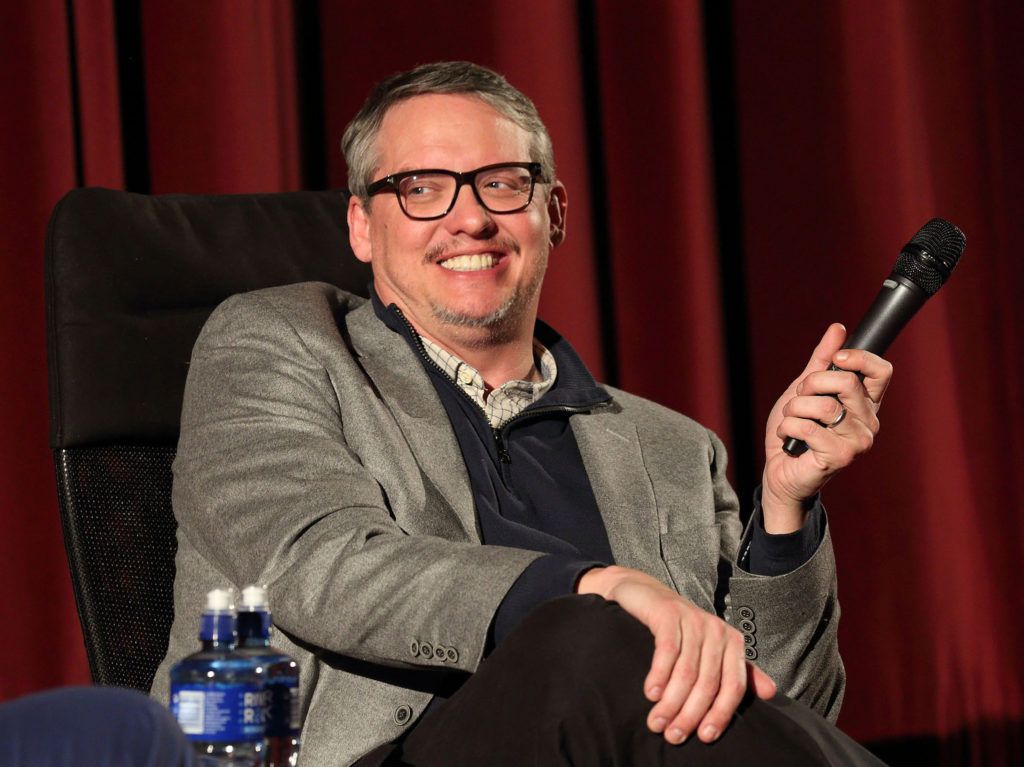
[358,595,886,766]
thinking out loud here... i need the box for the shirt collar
[368,282,612,412]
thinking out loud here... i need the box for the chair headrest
[46,187,371,448]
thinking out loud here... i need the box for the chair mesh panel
[54,445,177,691]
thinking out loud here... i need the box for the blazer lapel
[345,303,479,542]
[572,407,670,585]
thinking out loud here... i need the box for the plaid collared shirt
[419,336,557,429]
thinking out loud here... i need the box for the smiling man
[153,62,888,766]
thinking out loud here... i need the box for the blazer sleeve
[710,429,846,723]
[171,290,544,674]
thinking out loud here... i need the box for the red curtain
[733,2,1024,757]
[0,0,89,700]
[2,0,1021,760]
[142,2,301,193]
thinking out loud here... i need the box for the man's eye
[403,182,443,197]
[482,176,525,193]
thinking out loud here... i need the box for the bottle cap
[240,584,269,611]
[205,587,235,612]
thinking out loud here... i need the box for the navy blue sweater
[371,290,821,650]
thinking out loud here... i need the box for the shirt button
[458,369,474,385]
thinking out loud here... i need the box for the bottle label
[265,678,301,737]
[171,682,267,742]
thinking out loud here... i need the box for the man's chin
[432,298,525,346]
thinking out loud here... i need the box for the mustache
[425,236,521,264]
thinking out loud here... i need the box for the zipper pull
[493,431,512,464]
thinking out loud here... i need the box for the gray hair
[342,61,556,201]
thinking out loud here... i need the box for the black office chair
[45,187,370,692]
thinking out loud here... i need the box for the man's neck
[417,328,539,390]
[370,284,541,388]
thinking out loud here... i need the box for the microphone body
[782,219,965,457]
[842,274,929,354]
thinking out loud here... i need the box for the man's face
[348,94,566,350]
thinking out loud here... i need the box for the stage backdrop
[2,1,1021,763]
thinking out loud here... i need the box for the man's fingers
[694,630,748,743]
[776,415,874,465]
[783,394,849,427]
[796,323,847,379]
[793,370,881,433]
[647,623,702,737]
[784,391,880,436]
[660,625,727,744]
[749,663,777,700]
[831,348,894,405]
[643,622,682,703]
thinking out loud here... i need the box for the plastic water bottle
[236,585,301,767]
[170,588,266,766]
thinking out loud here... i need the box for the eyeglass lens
[397,165,535,218]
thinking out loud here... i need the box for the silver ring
[826,405,847,429]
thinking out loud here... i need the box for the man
[153,62,890,765]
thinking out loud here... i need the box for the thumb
[797,322,848,379]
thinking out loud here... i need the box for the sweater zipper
[492,402,610,470]
[390,305,496,425]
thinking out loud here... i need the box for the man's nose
[444,183,497,236]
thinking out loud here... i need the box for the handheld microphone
[782,218,966,457]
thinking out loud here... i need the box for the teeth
[439,254,496,271]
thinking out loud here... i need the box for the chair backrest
[46,187,370,691]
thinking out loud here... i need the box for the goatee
[431,289,529,348]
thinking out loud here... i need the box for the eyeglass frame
[365,161,547,221]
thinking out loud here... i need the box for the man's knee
[506,594,652,678]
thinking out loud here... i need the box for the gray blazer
[152,282,843,766]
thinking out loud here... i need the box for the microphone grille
[893,218,966,297]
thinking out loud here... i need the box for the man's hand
[577,566,776,744]
[761,323,894,533]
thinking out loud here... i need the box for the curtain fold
[733,0,1024,753]
[593,0,731,441]
[0,0,90,700]
[2,1,1021,759]
[141,2,301,193]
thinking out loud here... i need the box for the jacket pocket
[659,524,721,612]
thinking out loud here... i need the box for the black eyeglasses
[366,162,545,221]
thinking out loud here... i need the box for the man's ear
[547,182,568,248]
[347,194,373,264]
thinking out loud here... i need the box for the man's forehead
[374,94,530,170]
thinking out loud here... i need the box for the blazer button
[410,640,420,657]
[744,646,758,661]
[446,647,459,663]
[419,642,433,658]
[393,705,413,725]
[738,606,755,621]
[743,633,756,647]
[739,619,756,634]
[434,646,446,660]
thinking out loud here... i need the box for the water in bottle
[170,588,266,766]
[236,585,301,767]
